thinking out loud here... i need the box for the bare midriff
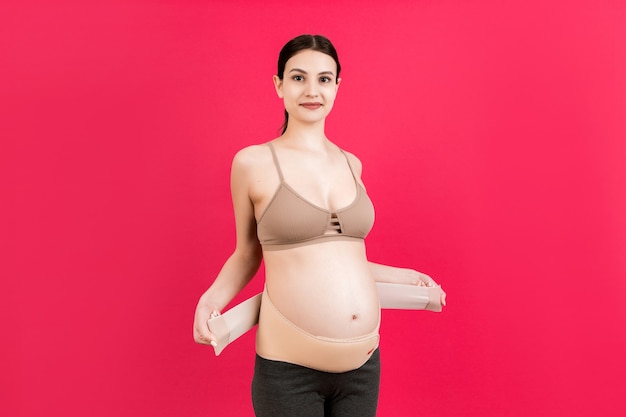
[262,240,379,339]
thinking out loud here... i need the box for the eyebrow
[288,68,335,76]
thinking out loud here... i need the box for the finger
[194,330,209,344]
[194,320,217,346]
[205,319,219,347]
[419,273,434,286]
[195,309,221,346]
[196,330,218,347]
[416,272,426,285]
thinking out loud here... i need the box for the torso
[248,140,379,339]
[262,242,380,338]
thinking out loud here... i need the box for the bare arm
[193,149,264,345]
[369,262,446,306]
[368,262,435,285]
[346,151,446,306]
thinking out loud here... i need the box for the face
[273,49,341,127]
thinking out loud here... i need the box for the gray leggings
[251,349,380,417]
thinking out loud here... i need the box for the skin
[193,49,446,345]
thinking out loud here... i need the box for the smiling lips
[300,102,322,110]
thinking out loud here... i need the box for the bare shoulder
[341,149,364,176]
[231,143,279,204]
[233,144,270,167]
[231,143,273,176]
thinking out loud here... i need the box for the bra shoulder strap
[267,142,284,182]
[340,149,358,181]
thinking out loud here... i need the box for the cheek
[283,90,298,104]
[280,84,293,97]
[324,87,338,101]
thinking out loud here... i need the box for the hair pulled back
[277,34,341,134]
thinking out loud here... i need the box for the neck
[281,119,329,150]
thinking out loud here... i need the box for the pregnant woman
[193,34,446,417]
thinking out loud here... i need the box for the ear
[273,75,284,99]
[336,77,342,91]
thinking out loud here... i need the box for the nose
[305,80,319,97]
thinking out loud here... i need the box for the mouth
[300,102,322,110]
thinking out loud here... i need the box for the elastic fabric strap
[339,149,357,182]
[267,142,284,182]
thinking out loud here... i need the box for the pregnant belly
[263,241,380,339]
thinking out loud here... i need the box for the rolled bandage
[376,282,444,312]
[207,282,443,355]
[207,293,262,355]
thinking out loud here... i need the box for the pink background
[3,1,626,416]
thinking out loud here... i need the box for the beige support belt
[207,283,443,355]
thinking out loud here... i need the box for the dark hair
[277,34,342,134]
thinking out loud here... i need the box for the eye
[292,75,304,81]
[320,76,332,83]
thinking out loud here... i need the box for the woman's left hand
[414,271,446,307]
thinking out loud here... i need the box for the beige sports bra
[256,143,375,251]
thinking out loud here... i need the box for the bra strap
[267,142,284,182]
[339,149,358,181]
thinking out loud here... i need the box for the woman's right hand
[193,302,220,347]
